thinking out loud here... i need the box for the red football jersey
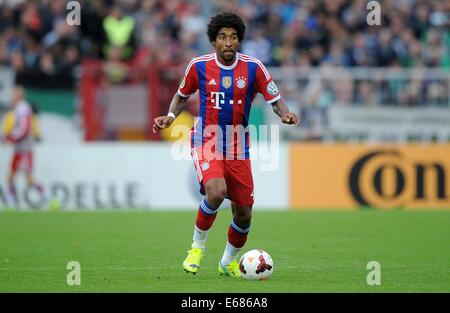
[178,52,281,159]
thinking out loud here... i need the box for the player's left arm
[271,98,299,125]
[255,63,299,126]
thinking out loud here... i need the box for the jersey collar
[214,52,239,70]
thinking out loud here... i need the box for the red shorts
[191,146,254,207]
[10,151,33,174]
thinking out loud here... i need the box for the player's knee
[234,206,252,225]
[206,185,227,203]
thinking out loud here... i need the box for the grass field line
[0,267,174,271]
[0,265,304,271]
[1,211,449,291]
[1,264,439,271]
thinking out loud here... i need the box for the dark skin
[153,27,299,229]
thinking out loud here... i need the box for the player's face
[214,27,239,64]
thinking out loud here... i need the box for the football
[239,249,274,280]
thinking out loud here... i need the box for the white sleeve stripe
[241,54,270,80]
[255,60,271,80]
[238,55,271,80]
[266,94,281,105]
[238,57,270,80]
[184,55,215,76]
[192,148,203,182]
[177,90,192,97]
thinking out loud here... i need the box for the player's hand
[152,115,175,133]
[281,112,299,126]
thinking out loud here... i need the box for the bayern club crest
[236,76,247,89]
[201,161,210,171]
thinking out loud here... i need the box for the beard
[222,50,235,61]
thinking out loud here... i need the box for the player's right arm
[152,94,189,133]
[152,58,199,133]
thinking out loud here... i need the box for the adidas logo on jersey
[208,79,217,85]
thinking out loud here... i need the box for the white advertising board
[0,142,287,210]
[328,107,450,141]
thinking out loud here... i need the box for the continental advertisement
[290,144,450,210]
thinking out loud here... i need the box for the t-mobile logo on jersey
[210,92,243,110]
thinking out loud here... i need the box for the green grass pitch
[0,210,449,292]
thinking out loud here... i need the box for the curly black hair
[207,12,246,43]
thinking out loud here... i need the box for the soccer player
[153,12,298,277]
[2,86,55,210]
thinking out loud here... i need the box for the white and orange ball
[239,249,274,280]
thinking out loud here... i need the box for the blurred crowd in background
[0,0,449,117]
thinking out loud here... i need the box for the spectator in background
[103,45,130,83]
[38,51,56,75]
[103,4,136,60]
[21,1,43,43]
[42,18,78,49]
[348,33,372,67]
[1,0,449,73]
[427,81,446,106]
[179,2,206,57]
[375,29,397,67]
[79,0,107,58]
[423,28,445,67]
[242,27,272,65]
[410,2,430,40]
[180,1,206,40]
[62,44,80,71]
[0,0,448,107]
[324,40,347,66]
[23,35,40,69]
[9,49,26,73]
[403,39,424,68]
[355,81,379,106]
